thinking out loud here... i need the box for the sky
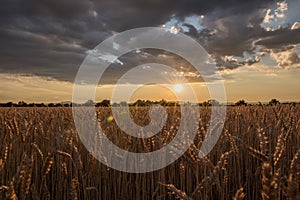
[0,0,299,103]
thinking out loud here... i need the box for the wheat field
[0,105,299,199]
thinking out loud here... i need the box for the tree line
[0,98,298,107]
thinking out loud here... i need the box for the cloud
[0,73,73,102]
[255,28,300,49]
[97,49,205,85]
[291,22,300,30]
[261,0,288,31]
[0,0,299,84]
[169,26,181,34]
[270,47,300,68]
[182,7,267,68]
[263,9,274,24]
[275,1,288,19]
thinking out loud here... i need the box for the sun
[173,84,183,92]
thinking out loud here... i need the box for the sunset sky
[0,0,299,103]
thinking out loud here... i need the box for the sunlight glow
[173,84,183,92]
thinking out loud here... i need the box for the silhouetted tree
[132,99,147,107]
[111,102,119,107]
[5,102,13,107]
[165,101,179,107]
[96,99,110,107]
[35,103,46,107]
[48,103,55,107]
[235,100,247,106]
[18,101,27,107]
[202,101,210,106]
[120,101,127,106]
[268,99,280,106]
[209,99,220,106]
[84,99,95,107]
[159,99,167,106]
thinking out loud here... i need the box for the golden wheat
[0,105,299,199]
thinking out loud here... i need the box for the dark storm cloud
[183,5,268,68]
[0,0,299,83]
[91,0,271,31]
[99,49,204,84]
[255,28,300,49]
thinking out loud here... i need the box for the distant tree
[112,102,119,107]
[201,99,221,106]
[291,102,297,106]
[84,99,95,107]
[202,101,210,106]
[166,101,179,107]
[146,100,152,105]
[268,99,280,106]
[132,99,147,107]
[235,100,247,106]
[96,99,110,107]
[208,99,220,106]
[48,103,55,107]
[159,99,167,106]
[6,102,13,107]
[18,101,27,107]
[35,103,46,107]
[120,101,127,106]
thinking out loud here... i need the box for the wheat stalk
[224,130,239,154]
[286,148,300,199]
[192,151,232,196]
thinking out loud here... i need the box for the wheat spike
[234,136,268,162]
[42,153,54,177]
[273,128,285,168]
[159,182,193,200]
[71,178,79,200]
[225,130,239,153]
[186,142,201,164]
[18,154,34,200]
[261,162,278,200]
[286,149,300,199]
[0,145,9,172]
[258,129,269,156]
[31,143,44,159]
[233,187,246,200]
[5,181,18,200]
[289,148,300,181]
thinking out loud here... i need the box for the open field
[0,105,300,199]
